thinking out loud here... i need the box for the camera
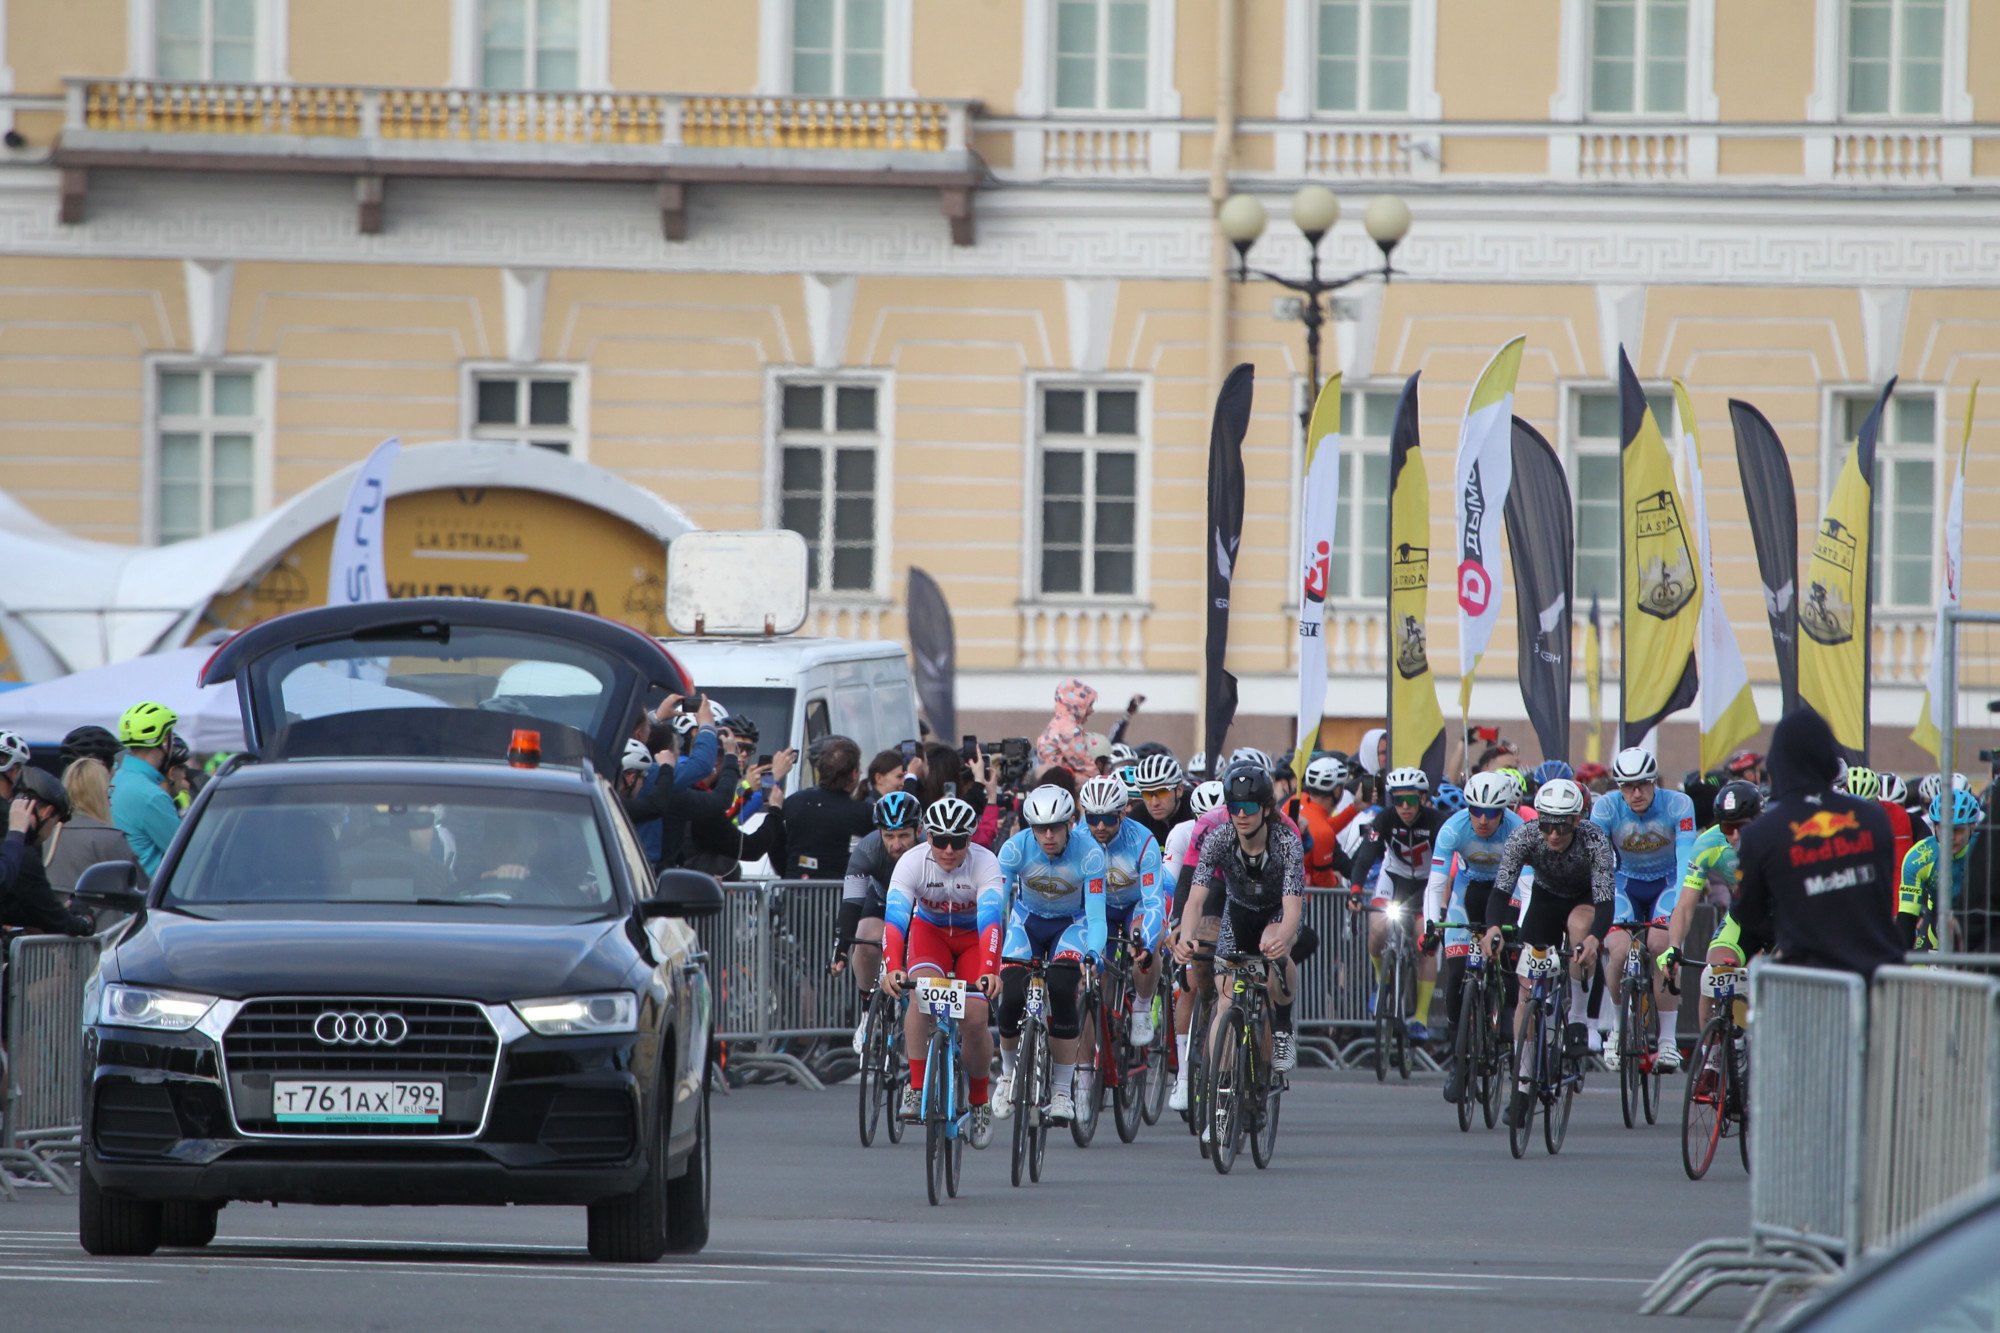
[978,736,1033,787]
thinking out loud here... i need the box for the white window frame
[143,355,274,546]
[765,371,893,601]
[1315,0,1422,118]
[1585,0,1694,117]
[1021,374,1150,603]
[1807,0,1971,122]
[1821,385,1944,611]
[449,0,608,90]
[756,0,913,96]
[1016,0,1180,119]
[459,361,591,459]
[1839,0,1953,119]
[127,0,288,81]
[1550,0,1717,121]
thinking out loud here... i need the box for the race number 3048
[915,977,967,1019]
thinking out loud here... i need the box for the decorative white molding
[0,0,14,141]
[182,257,234,357]
[1335,280,1384,379]
[1063,277,1118,372]
[1859,286,1911,384]
[1595,283,1645,376]
[501,266,548,364]
[450,0,478,86]
[802,272,857,369]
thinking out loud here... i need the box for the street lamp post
[1218,186,1412,432]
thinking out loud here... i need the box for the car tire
[160,1201,220,1248]
[78,1168,162,1257]
[586,1096,670,1264]
[664,1065,711,1254]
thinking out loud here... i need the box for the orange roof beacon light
[508,729,543,769]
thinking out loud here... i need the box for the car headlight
[511,993,638,1036]
[100,984,218,1031]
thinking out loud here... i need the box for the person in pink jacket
[1034,678,1099,781]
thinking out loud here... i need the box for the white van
[659,636,921,792]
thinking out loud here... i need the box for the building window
[156,366,258,544]
[155,0,256,81]
[471,372,579,453]
[1038,386,1139,597]
[481,0,580,90]
[1842,393,1937,608]
[1589,0,1688,115]
[1319,389,1396,601]
[780,381,881,594]
[1571,386,1677,606]
[1846,0,1944,116]
[1055,0,1149,111]
[792,0,884,96]
[1316,0,1410,114]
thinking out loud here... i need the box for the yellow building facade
[0,0,1996,769]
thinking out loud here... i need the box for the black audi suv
[72,600,718,1262]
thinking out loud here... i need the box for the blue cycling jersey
[1422,806,1523,923]
[1589,786,1697,885]
[1080,818,1167,950]
[997,825,1109,959]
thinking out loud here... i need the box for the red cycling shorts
[905,917,984,979]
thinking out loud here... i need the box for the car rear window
[163,783,618,911]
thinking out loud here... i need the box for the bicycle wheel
[1113,1021,1144,1144]
[1184,985,1211,1136]
[945,1038,966,1199]
[1250,1029,1280,1169]
[1544,1048,1574,1156]
[1481,973,1506,1130]
[1374,977,1391,1083]
[1010,1021,1038,1188]
[1509,1004,1538,1159]
[883,1016,908,1145]
[1618,985,1640,1129]
[858,994,885,1148]
[1453,978,1480,1133]
[1396,955,1415,1080]
[1029,1028,1050,1183]
[1140,985,1170,1126]
[1640,990,1662,1126]
[1209,1008,1249,1175]
[1070,989,1101,1148]
[1680,1019,1725,1180]
[1733,1030,1751,1173]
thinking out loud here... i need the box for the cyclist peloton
[1657,779,1762,1038]
[1485,777,1615,1128]
[1591,748,1696,1063]
[836,791,923,1052]
[1349,767,1450,1043]
[992,785,1108,1125]
[879,796,1006,1146]
[1077,775,1169,1047]
[1425,769,1525,1102]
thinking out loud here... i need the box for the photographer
[2,768,94,937]
[780,736,876,880]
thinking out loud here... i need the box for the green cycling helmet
[118,701,178,748]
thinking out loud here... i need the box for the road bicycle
[1204,951,1285,1174]
[855,985,909,1147]
[1138,968,1173,1128]
[1370,898,1419,1082]
[1449,921,1511,1132]
[1007,956,1053,1188]
[1681,965,1750,1180]
[911,975,973,1205]
[1612,919,1669,1129]
[1179,946,1215,1152]
[1071,931,1153,1146]
[1509,940,1590,1159]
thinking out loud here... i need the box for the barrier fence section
[1,932,104,1197]
[694,879,861,1090]
[1749,963,1869,1261]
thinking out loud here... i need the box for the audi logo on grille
[313,1011,409,1046]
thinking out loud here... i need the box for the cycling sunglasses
[1138,786,1178,799]
[929,834,970,851]
[1084,811,1123,828]
[1226,800,1263,817]
[1467,804,1506,819]
[1390,793,1424,808]
[1539,817,1577,833]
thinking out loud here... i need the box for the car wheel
[77,1167,162,1257]
[160,1201,220,1248]
[586,1094,670,1264]
[664,1068,711,1254]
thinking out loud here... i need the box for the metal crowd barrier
[1,932,106,1199]
[694,878,861,1091]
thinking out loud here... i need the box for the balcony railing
[1019,601,1149,672]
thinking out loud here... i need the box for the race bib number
[1025,981,1047,1018]
[1702,968,1748,999]
[916,976,968,1018]
[1520,946,1561,979]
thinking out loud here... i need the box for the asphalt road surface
[5,1066,1752,1331]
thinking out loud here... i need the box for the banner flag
[1291,373,1344,783]
[1455,336,1525,714]
[1585,593,1604,764]
[1387,371,1446,784]
[1503,417,1573,766]
[1203,364,1255,770]
[1676,382,1760,772]
[1800,378,1894,762]
[1727,399,1801,716]
[1618,349,1700,748]
[1913,381,1975,762]
[329,437,401,606]
[905,567,957,744]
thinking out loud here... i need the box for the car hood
[112,912,641,1003]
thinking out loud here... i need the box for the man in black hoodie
[1732,707,1901,978]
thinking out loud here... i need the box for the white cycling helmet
[1021,784,1078,827]
[1133,753,1183,791]
[924,795,979,839]
[1186,753,1209,778]
[1877,772,1909,805]
[1464,770,1517,811]
[1078,774,1130,816]
[670,712,699,738]
[1610,747,1658,784]
[621,738,652,774]
[1385,766,1429,794]
[0,729,28,777]
[1109,742,1138,766]
[1533,777,1588,821]
[1188,780,1225,816]
[1303,755,1347,793]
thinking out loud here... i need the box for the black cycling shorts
[1519,892,1585,949]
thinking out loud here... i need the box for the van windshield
[699,687,795,754]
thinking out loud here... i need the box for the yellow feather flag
[1385,372,1445,781]
[1800,379,1895,760]
[1619,350,1700,747]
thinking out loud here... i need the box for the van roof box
[666,530,809,637]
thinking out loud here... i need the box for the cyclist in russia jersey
[1590,784,1697,922]
[880,838,1007,1122]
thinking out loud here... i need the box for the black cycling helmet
[874,790,919,831]
[1713,780,1763,825]
[167,733,191,769]
[1221,761,1275,810]
[59,724,121,769]
[724,715,760,745]
[15,765,71,823]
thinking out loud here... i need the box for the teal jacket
[109,751,180,875]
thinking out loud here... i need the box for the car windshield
[162,783,619,910]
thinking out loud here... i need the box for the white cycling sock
[1567,983,1589,1023]
[1000,1048,1017,1077]
[1174,1033,1190,1081]
[1052,1062,1076,1095]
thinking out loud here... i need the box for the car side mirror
[72,860,146,914]
[638,868,724,920]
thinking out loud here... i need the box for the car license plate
[272,1080,444,1123]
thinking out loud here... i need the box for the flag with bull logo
[1503,417,1572,766]
[1291,373,1343,783]
[1799,378,1894,762]
[1386,371,1445,784]
[1618,349,1700,748]
[1454,336,1525,715]
[1676,381,1760,772]
[1912,382,1972,762]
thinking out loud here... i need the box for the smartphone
[960,734,978,763]
[757,753,772,768]
[760,771,775,791]
[678,693,704,713]
[900,739,918,761]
